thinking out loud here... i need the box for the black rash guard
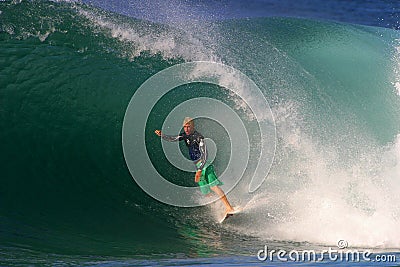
[161,130,207,171]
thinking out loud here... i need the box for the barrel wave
[1,0,400,264]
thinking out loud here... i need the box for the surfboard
[218,207,243,223]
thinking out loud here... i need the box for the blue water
[1,0,400,266]
[83,0,400,29]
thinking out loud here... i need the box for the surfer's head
[183,117,194,135]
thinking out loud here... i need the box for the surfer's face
[183,123,194,135]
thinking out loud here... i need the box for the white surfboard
[218,207,243,223]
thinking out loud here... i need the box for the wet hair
[182,117,194,127]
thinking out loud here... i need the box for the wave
[1,0,400,261]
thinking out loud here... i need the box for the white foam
[229,102,400,249]
[76,7,218,62]
[37,28,54,42]
[185,62,278,122]
[395,82,400,96]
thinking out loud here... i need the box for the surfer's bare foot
[227,207,242,214]
[226,208,235,214]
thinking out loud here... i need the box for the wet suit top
[161,131,207,171]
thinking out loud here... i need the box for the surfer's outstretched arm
[154,130,183,142]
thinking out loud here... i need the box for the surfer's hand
[195,170,201,183]
[155,130,162,136]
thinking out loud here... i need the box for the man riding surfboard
[155,117,238,218]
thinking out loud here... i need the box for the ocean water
[1,0,400,266]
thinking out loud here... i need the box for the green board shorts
[196,161,223,195]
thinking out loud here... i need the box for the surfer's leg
[210,186,234,213]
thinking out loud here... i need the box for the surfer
[155,117,236,214]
